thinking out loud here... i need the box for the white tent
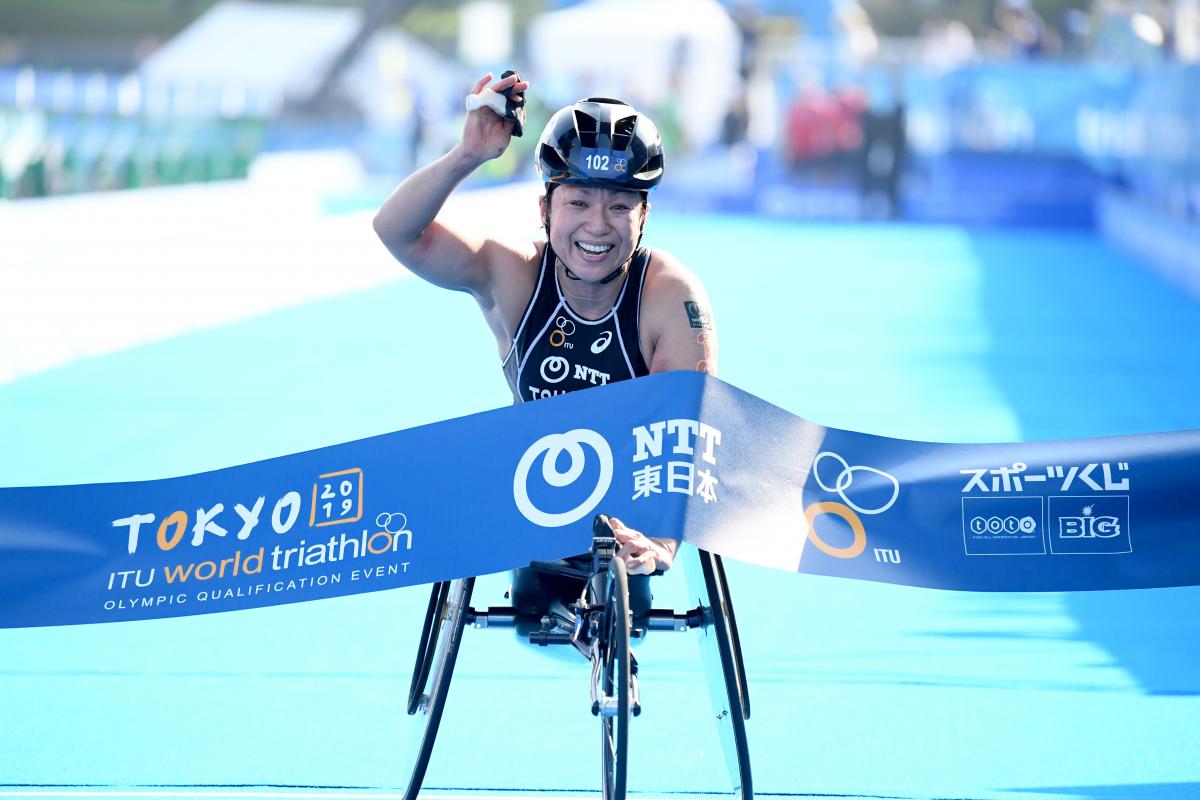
[139,1,356,113]
[138,0,459,123]
[527,0,742,152]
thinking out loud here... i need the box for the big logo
[1048,495,1131,554]
[513,429,613,527]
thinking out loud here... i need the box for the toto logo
[514,429,613,527]
[811,451,900,515]
[969,515,1038,535]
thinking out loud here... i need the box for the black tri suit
[503,243,651,402]
[504,243,654,618]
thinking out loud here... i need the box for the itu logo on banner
[1048,495,1131,554]
[805,453,900,561]
[812,452,899,515]
[514,429,614,527]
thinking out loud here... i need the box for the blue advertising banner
[2,372,1199,629]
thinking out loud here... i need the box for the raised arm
[372,73,531,298]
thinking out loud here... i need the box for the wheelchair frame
[402,517,752,800]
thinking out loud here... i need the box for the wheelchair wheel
[714,555,750,720]
[402,577,474,800]
[408,580,451,715]
[598,556,631,800]
[686,548,753,800]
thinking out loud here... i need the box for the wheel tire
[402,577,474,800]
[408,581,451,715]
[599,557,631,800]
[698,551,753,799]
[714,555,750,720]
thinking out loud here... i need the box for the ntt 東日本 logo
[514,429,613,527]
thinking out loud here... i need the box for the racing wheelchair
[402,515,752,800]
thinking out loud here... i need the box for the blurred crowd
[0,0,1197,224]
[914,0,1194,64]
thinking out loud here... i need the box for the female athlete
[373,72,718,580]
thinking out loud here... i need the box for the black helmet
[536,97,664,191]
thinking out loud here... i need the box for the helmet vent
[573,110,599,148]
[611,115,636,151]
[539,142,568,175]
[632,152,664,182]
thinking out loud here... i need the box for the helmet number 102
[585,154,610,172]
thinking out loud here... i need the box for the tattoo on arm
[696,331,714,373]
[684,300,712,330]
[684,300,716,373]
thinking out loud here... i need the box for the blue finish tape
[2,372,1198,628]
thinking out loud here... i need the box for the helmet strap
[564,263,626,284]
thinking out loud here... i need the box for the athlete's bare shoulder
[482,237,541,298]
[643,247,704,289]
[476,239,544,358]
[639,248,717,375]
[642,248,713,325]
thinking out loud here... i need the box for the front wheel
[408,581,451,715]
[402,577,474,800]
[686,548,753,800]
[598,557,631,800]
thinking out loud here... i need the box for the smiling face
[542,184,648,282]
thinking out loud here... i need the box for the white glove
[464,69,526,137]
[466,88,509,117]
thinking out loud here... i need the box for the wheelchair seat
[511,555,654,633]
